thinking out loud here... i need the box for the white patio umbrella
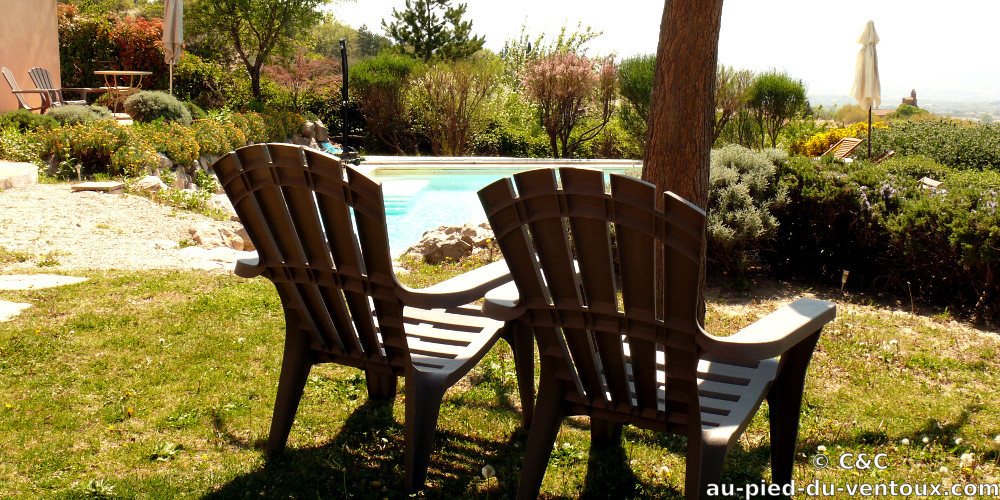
[850,20,880,158]
[163,0,184,95]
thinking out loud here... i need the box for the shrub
[470,121,549,158]
[260,109,305,143]
[132,121,199,165]
[350,53,422,154]
[0,126,42,164]
[57,7,168,90]
[0,109,58,132]
[190,119,230,158]
[239,112,269,144]
[707,145,788,274]
[868,119,1000,170]
[617,54,656,143]
[35,120,129,178]
[793,121,885,157]
[124,91,193,126]
[747,71,806,148]
[172,53,231,110]
[45,105,114,126]
[184,101,207,121]
[110,135,159,178]
[410,59,500,156]
[887,103,928,120]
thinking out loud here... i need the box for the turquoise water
[373,167,628,256]
[377,172,504,256]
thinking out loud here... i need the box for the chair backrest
[28,67,63,105]
[212,143,410,372]
[821,137,864,160]
[2,67,31,109]
[479,168,707,433]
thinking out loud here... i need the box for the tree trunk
[641,0,725,326]
[250,67,262,100]
[641,0,724,211]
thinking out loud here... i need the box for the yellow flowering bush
[795,121,888,157]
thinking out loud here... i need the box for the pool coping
[354,156,642,177]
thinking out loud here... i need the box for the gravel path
[0,184,252,272]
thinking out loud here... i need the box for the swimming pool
[364,158,640,256]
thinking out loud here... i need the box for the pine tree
[382,0,484,62]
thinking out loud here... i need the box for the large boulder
[314,119,330,142]
[403,222,493,264]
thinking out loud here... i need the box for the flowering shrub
[793,121,885,157]
[263,53,341,114]
[260,110,306,143]
[190,120,230,158]
[110,136,159,178]
[770,155,1000,321]
[237,112,269,144]
[35,120,129,177]
[521,52,616,158]
[132,121,199,165]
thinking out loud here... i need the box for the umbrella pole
[169,63,173,95]
[867,107,872,159]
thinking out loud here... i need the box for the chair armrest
[396,259,513,310]
[697,297,835,361]
[234,256,265,278]
[10,89,52,95]
[482,281,523,321]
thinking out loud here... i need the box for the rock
[171,172,191,190]
[403,222,494,264]
[302,121,316,138]
[208,193,238,221]
[235,226,254,252]
[189,222,244,251]
[134,175,167,193]
[156,153,173,175]
[314,119,329,142]
[152,240,179,250]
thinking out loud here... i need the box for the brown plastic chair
[820,137,864,160]
[2,66,52,113]
[477,168,836,499]
[212,143,534,492]
[28,67,102,106]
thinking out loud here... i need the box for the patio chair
[2,66,52,113]
[478,168,836,499]
[211,143,534,493]
[28,67,104,107]
[819,137,864,161]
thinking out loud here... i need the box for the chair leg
[590,417,623,447]
[266,318,313,456]
[516,368,565,500]
[365,370,398,400]
[767,331,821,486]
[403,371,447,493]
[505,321,535,428]
[689,433,729,500]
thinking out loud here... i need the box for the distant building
[902,89,918,108]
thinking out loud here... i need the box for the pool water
[373,166,629,256]
[376,172,505,256]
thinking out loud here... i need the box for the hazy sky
[330,0,1000,105]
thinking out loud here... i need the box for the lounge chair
[211,143,534,493]
[2,66,52,113]
[478,168,836,499]
[819,137,864,161]
[872,149,896,164]
[28,67,107,107]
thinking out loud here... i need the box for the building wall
[0,0,60,113]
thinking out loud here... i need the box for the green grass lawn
[1,268,999,498]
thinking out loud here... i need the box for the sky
[329,0,1000,106]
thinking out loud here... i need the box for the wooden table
[93,70,153,111]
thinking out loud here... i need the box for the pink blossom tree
[521,52,616,158]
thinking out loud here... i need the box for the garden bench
[478,167,836,499]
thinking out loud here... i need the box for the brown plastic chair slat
[609,175,660,411]
[560,168,631,408]
[512,169,605,404]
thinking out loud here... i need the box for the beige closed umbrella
[163,0,184,95]
[850,20,880,158]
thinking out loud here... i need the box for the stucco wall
[0,0,60,113]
